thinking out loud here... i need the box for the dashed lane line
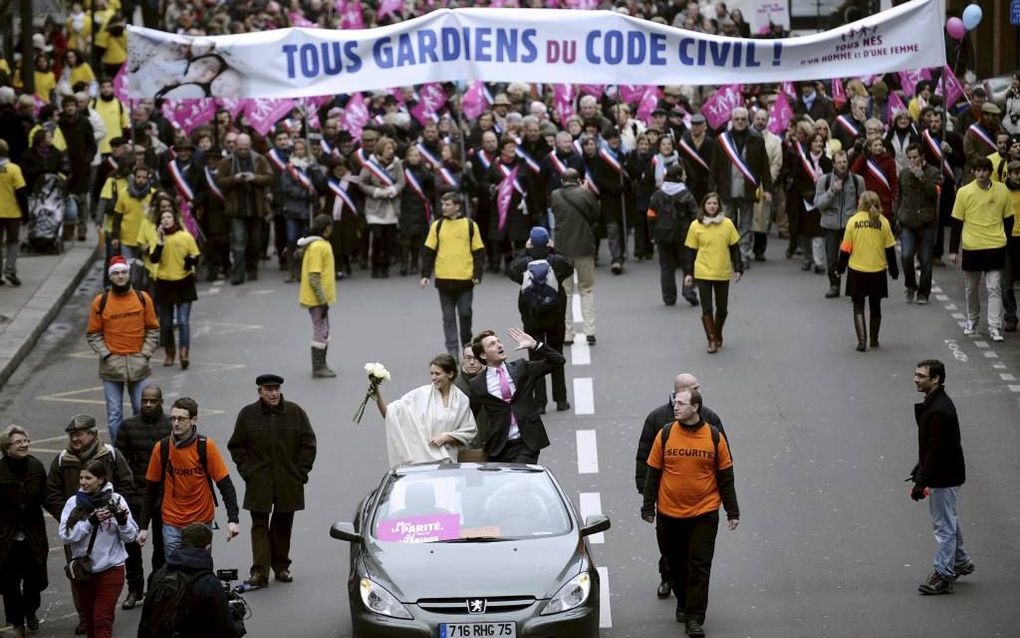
[578,492,605,544]
[571,339,591,366]
[576,430,599,474]
[573,377,594,415]
[597,566,612,628]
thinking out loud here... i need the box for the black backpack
[140,567,208,638]
[520,258,560,316]
[159,436,218,507]
[660,421,722,470]
[652,190,695,244]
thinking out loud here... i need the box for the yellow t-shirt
[1010,187,1020,238]
[0,161,27,219]
[990,152,1007,183]
[66,15,93,51]
[424,216,484,281]
[102,33,128,66]
[684,218,740,281]
[92,97,129,154]
[113,189,154,247]
[34,71,56,102]
[299,238,336,307]
[69,64,96,90]
[839,211,896,273]
[155,229,200,282]
[951,181,1013,251]
[92,8,115,48]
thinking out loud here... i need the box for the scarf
[127,179,153,199]
[702,213,726,225]
[74,486,107,510]
[65,437,100,463]
[289,156,310,170]
[661,181,688,196]
[173,426,198,448]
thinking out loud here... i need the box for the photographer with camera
[138,522,247,638]
[58,459,138,638]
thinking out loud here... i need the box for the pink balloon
[946,17,966,40]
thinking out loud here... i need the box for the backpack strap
[432,216,474,253]
[660,421,721,470]
[161,435,218,507]
[98,289,146,316]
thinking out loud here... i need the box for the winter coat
[912,386,965,488]
[280,160,325,220]
[227,398,317,513]
[45,443,135,520]
[549,184,598,258]
[114,413,171,504]
[399,164,435,236]
[708,130,773,201]
[816,170,865,231]
[55,113,96,194]
[58,483,137,573]
[216,152,273,219]
[0,106,29,163]
[357,155,404,225]
[647,184,699,244]
[486,156,532,242]
[895,164,941,230]
[852,151,899,219]
[0,455,49,568]
[19,145,68,194]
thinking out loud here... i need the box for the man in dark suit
[468,327,566,463]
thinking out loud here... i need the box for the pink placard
[887,90,907,115]
[552,84,575,124]
[162,99,217,135]
[618,84,649,104]
[340,92,369,138]
[700,84,743,129]
[830,77,846,108]
[462,81,491,120]
[898,68,931,97]
[635,87,660,123]
[936,65,965,107]
[768,91,794,135]
[410,83,447,125]
[376,514,461,543]
[243,98,297,137]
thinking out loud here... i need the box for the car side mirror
[329,522,361,543]
[580,514,610,537]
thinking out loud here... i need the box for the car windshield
[370,467,572,543]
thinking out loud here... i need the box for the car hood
[362,534,585,602]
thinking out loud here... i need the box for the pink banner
[564,0,598,8]
[461,81,491,120]
[162,99,217,135]
[618,84,649,104]
[635,87,660,123]
[578,84,604,100]
[781,81,796,98]
[113,65,130,106]
[858,74,880,86]
[830,77,846,109]
[553,84,575,125]
[768,91,794,135]
[496,166,519,232]
[898,68,931,97]
[700,84,743,130]
[242,98,297,137]
[216,97,247,120]
[887,90,907,115]
[299,95,332,129]
[936,66,966,107]
[340,93,370,138]
[410,83,447,126]
[376,514,460,543]
[288,11,318,27]
[377,0,402,20]
[338,0,364,29]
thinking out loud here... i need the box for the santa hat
[108,255,130,275]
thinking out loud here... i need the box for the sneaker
[963,320,977,336]
[610,262,623,275]
[904,289,915,303]
[274,569,293,583]
[586,335,597,345]
[990,328,1004,343]
[4,273,21,286]
[954,560,975,578]
[916,296,928,305]
[121,591,141,610]
[917,570,954,595]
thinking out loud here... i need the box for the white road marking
[1009,385,1020,393]
[932,286,943,293]
[951,313,966,319]
[974,341,989,348]
[999,373,1016,381]
[935,294,949,301]
[571,340,591,366]
[993,363,1008,369]
[597,566,612,628]
[944,303,957,310]
[573,378,594,415]
[208,287,220,294]
[576,430,599,474]
[578,492,605,544]
[983,351,999,359]
[572,293,582,321]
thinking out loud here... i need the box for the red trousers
[72,565,124,638]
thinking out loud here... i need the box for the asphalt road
[2,237,1019,638]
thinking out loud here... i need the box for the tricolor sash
[515,146,542,174]
[321,138,339,158]
[922,130,955,180]
[584,168,600,195]
[267,148,287,172]
[678,138,710,172]
[573,139,583,156]
[205,166,224,201]
[476,149,492,171]
[966,123,997,152]
[403,168,432,222]
[865,158,892,192]
[547,151,569,176]
[796,143,822,181]
[288,165,314,192]
[328,179,358,218]
[168,160,194,202]
[835,114,861,139]
[719,132,759,187]
[352,148,370,168]
[364,157,396,187]
[438,166,460,189]
[598,146,624,175]
[416,142,443,170]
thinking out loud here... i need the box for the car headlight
[540,571,591,615]
[359,578,413,619]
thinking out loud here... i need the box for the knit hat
[310,214,332,234]
[108,255,129,275]
[529,226,549,247]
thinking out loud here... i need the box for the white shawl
[384,384,477,468]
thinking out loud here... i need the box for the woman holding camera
[0,426,49,636]
[59,459,138,638]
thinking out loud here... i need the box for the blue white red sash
[598,146,624,175]
[288,165,314,192]
[678,138,710,172]
[320,138,339,158]
[796,143,820,180]
[438,166,459,189]
[515,146,542,174]
[205,166,224,201]
[835,114,861,139]
[364,158,395,187]
[168,160,194,202]
[476,149,492,171]
[719,132,759,187]
[547,151,569,176]
[966,123,997,152]
[865,158,892,191]
[922,130,954,180]
[416,142,443,170]
[352,148,369,168]
[328,179,357,217]
[573,139,583,155]
[267,148,287,172]
[584,168,600,195]
[497,162,525,196]
[403,169,432,222]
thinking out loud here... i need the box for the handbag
[65,525,100,582]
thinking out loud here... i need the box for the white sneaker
[990,329,1004,342]
[963,320,977,336]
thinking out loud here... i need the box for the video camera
[216,569,251,622]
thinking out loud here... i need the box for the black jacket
[912,386,965,488]
[56,112,97,194]
[45,443,134,520]
[708,129,773,200]
[635,402,725,492]
[115,412,171,503]
[0,455,49,568]
[138,545,246,638]
[506,245,575,328]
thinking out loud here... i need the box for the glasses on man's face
[169,415,192,423]
[8,439,30,447]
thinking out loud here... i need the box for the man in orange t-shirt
[641,388,739,638]
[86,255,160,442]
[136,397,241,561]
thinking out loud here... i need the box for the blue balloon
[962,4,982,30]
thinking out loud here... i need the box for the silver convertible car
[330,463,611,638]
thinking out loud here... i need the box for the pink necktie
[497,366,512,402]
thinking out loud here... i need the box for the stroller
[25,172,66,254]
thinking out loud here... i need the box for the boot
[63,222,77,243]
[284,249,296,283]
[701,316,718,353]
[714,313,726,349]
[853,310,867,352]
[311,347,337,378]
[163,345,176,366]
[76,221,87,241]
[179,346,190,370]
[869,315,881,348]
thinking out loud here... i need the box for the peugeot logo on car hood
[467,598,486,614]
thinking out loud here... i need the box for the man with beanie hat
[87,256,160,443]
[298,214,337,377]
[506,227,574,412]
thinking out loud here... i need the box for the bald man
[635,373,727,599]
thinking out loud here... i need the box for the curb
[0,245,99,389]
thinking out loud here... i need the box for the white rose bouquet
[353,362,391,424]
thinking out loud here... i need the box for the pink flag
[781,81,796,98]
[564,0,597,8]
[700,84,744,129]
[299,96,331,129]
[242,98,297,137]
[936,66,966,108]
[461,81,492,120]
[377,0,402,20]
[217,97,247,120]
[768,92,794,135]
[113,65,130,105]
[31,95,47,118]
[858,74,879,85]
[618,85,649,104]
[830,78,846,109]
[162,99,217,135]
[340,93,370,138]
[578,84,604,101]
[898,68,931,97]
[553,84,575,125]
[410,83,448,126]
[887,90,907,115]
[496,167,520,232]
[636,87,660,123]
[339,0,364,29]
[288,11,318,27]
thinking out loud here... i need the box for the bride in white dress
[374,354,477,468]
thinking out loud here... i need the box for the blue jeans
[284,218,304,250]
[723,197,754,266]
[158,300,192,350]
[437,287,473,357]
[900,226,935,297]
[929,486,970,578]
[102,378,146,443]
[162,521,213,561]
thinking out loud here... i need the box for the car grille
[416,596,536,615]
